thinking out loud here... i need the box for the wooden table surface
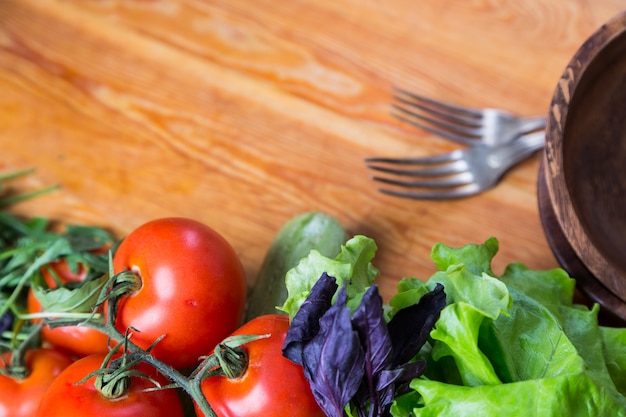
[1,0,624,303]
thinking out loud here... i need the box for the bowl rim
[538,161,626,322]
[543,10,626,301]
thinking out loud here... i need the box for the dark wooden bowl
[539,11,626,321]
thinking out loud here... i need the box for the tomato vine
[41,267,263,417]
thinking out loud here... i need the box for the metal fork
[365,131,545,199]
[392,88,546,147]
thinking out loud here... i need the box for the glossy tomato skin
[112,217,247,370]
[0,348,74,417]
[35,353,185,417]
[27,259,110,357]
[195,314,325,417]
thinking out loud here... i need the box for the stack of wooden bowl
[538,11,626,323]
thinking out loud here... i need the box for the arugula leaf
[31,272,109,314]
[0,168,58,208]
[0,210,116,347]
[0,169,116,351]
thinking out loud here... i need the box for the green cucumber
[244,212,347,322]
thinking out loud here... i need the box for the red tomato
[0,348,74,417]
[195,314,325,417]
[27,259,110,357]
[112,217,247,369]
[35,353,185,417]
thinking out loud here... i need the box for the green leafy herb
[0,168,116,354]
[31,272,111,315]
[0,212,115,318]
[0,168,58,208]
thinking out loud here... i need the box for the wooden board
[1,0,624,303]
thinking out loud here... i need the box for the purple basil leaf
[393,360,427,396]
[375,368,404,410]
[302,284,365,417]
[0,311,13,334]
[387,283,446,366]
[283,273,338,365]
[352,286,392,375]
[352,285,400,416]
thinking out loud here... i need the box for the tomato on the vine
[27,259,110,357]
[112,217,247,369]
[0,348,74,417]
[195,314,325,417]
[35,353,185,416]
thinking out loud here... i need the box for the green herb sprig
[0,168,115,349]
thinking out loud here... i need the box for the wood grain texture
[0,0,624,301]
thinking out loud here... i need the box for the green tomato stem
[6,321,44,379]
[63,272,218,417]
[52,316,218,417]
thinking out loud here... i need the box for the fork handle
[494,131,545,169]
[518,116,547,134]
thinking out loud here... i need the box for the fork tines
[365,130,545,200]
[369,88,547,199]
[391,88,485,144]
[365,151,479,200]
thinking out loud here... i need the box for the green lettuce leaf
[403,374,626,417]
[601,326,626,396]
[391,237,626,416]
[279,235,379,320]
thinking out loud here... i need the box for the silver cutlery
[366,131,545,199]
[391,88,546,147]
